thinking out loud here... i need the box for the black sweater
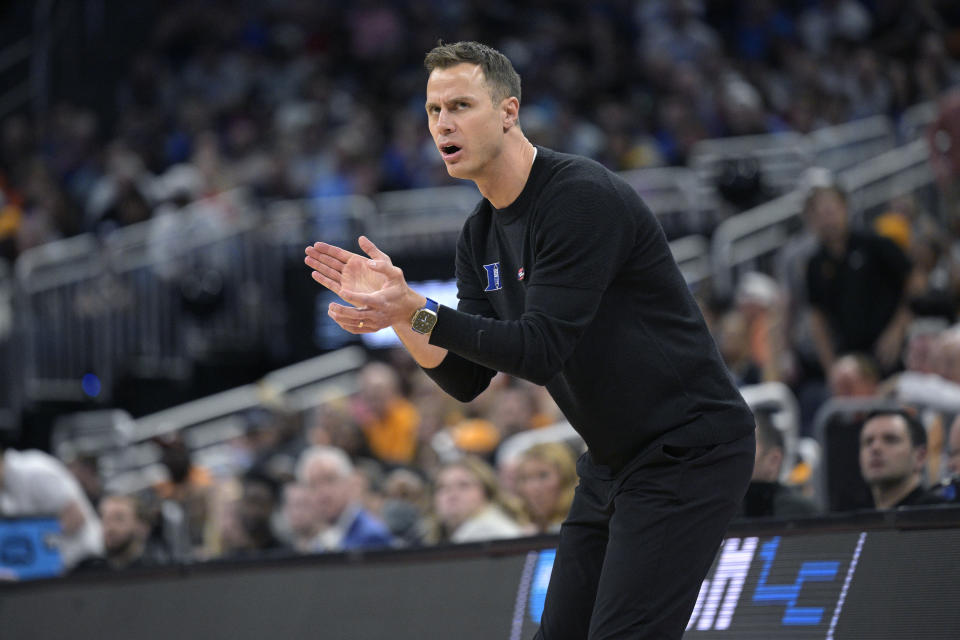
[425,147,753,471]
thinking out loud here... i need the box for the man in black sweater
[305,41,755,640]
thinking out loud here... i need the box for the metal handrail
[710,136,935,299]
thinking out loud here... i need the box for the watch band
[421,298,439,314]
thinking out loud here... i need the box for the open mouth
[441,145,462,157]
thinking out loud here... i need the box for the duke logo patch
[483,262,503,292]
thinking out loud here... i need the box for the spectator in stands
[280,482,319,554]
[915,32,960,104]
[233,470,284,557]
[739,412,819,519]
[844,48,894,120]
[98,494,169,570]
[923,414,960,504]
[805,185,913,375]
[212,471,284,560]
[437,416,502,464]
[354,457,387,517]
[904,318,949,375]
[640,0,722,68]
[380,467,430,547]
[873,195,960,325]
[885,326,960,408]
[949,415,960,477]
[487,383,541,439]
[351,362,420,467]
[243,405,303,487]
[514,443,578,534]
[934,326,960,385]
[928,87,960,228]
[297,445,393,551]
[716,308,763,387]
[798,0,872,56]
[84,142,155,234]
[428,456,526,544]
[828,353,880,398]
[63,451,104,509]
[150,436,212,552]
[0,442,103,570]
[734,271,788,383]
[859,409,946,510]
[304,401,367,461]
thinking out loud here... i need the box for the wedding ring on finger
[358,320,364,329]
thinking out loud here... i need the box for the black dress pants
[533,432,755,639]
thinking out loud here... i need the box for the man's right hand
[304,236,389,305]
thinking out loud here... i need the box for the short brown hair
[424,41,521,105]
[803,185,848,217]
[862,408,927,448]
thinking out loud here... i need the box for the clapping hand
[304,236,422,333]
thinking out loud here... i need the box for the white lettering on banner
[687,537,759,631]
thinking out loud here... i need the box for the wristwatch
[410,298,439,334]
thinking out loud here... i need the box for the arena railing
[370,185,481,255]
[266,194,375,255]
[84,345,367,495]
[12,189,267,407]
[709,190,806,299]
[691,130,812,196]
[808,115,897,173]
[710,137,935,300]
[618,166,720,239]
[899,100,937,142]
[840,137,935,224]
[668,234,712,292]
[691,116,901,199]
[14,232,110,402]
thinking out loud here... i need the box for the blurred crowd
[4,0,960,577]
[4,328,960,576]
[3,0,960,264]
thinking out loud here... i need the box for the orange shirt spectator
[360,396,420,465]
[352,362,420,465]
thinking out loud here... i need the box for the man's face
[434,465,487,531]
[240,481,275,532]
[425,63,509,182]
[516,457,563,522]
[100,497,140,554]
[859,416,923,487]
[305,459,351,525]
[806,190,849,249]
[828,359,875,397]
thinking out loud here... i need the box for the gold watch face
[411,309,438,334]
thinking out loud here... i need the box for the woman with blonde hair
[429,455,526,544]
[515,442,578,533]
